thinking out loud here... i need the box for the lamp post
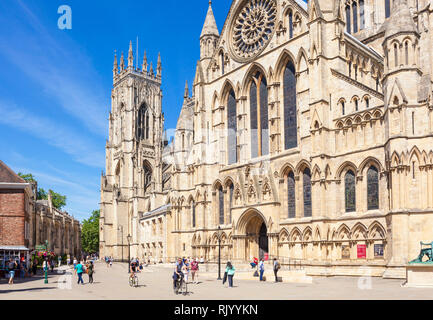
[127,234,132,274]
[118,226,124,262]
[217,226,222,280]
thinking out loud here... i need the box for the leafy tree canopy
[81,210,100,254]
[17,173,67,210]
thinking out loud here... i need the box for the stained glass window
[345,170,356,212]
[218,186,224,225]
[367,166,379,210]
[346,5,351,33]
[250,73,269,157]
[288,171,296,218]
[250,81,258,158]
[283,61,298,150]
[303,168,312,217]
[227,89,238,164]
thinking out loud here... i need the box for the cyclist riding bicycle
[173,258,184,293]
[130,260,137,278]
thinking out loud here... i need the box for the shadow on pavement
[0,287,56,294]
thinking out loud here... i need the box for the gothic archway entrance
[237,209,268,261]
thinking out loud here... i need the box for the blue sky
[0,0,233,221]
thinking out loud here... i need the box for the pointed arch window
[303,168,312,217]
[367,166,379,210]
[385,0,391,18]
[229,183,234,224]
[346,5,351,34]
[289,10,294,39]
[341,101,346,115]
[283,60,298,150]
[287,171,296,218]
[192,200,196,228]
[221,52,225,75]
[405,41,409,65]
[227,89,238,164]
[250,72,269,158]
[143,162,152,192]
[137,104,149,141]
[360,0,365,30]
[345,170,356,212]
[218,186,224,225]
[352,2,358,33]
[394,43,399,68]
[354,98,359,111]
[365,97,370,109]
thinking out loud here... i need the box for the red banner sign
[357,245,367,259]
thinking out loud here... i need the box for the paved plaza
[1,261,433,300]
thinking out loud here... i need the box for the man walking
[74,260,84,285]
[259,258,265,281]
[7,259,17,285]
[273,258,281,283]
[87,261,94,284]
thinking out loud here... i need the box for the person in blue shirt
[225,261,235,288]
[74,261,84,285]
[259,258,265,281]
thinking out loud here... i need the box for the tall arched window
[385,0,391,18]
[360,0,365,30]
[283,61,298,150]
[289,11,294,39]
[354,98,359,111]
[250,72,269,158]
[221,52,225,75]
[394,43,399,68]
[137,104,149,141]
[345,170,356,212]
[218,186,224,225]
[303,168,312,217]
[367,166,379,210]
[143,162,152,192]
[227,89,238,164]
[287,171,296,218]
[341,100,346,115]
[229,183,234,224]
[365,97,370,109]
[192,200,196,228]
[346,5,351,33]
[353,2,358,33]
[405,41,409,65]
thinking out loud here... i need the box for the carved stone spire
[157,53,162,77]
[142,50,148,72]
[128,40,134,70]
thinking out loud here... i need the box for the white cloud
[0,102,105,168]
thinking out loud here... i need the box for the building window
[227,89,238,164]
[303,168,312,217]
[221,52,225,75]
[360,0,365,30]
[353,2,358,33]
[394,43,399,68]
[405,41,409,65]
[283,60,298,150]
[289,11,294,39]
[287,171,296,218]
[143,162,152,192]
[192,200,196,228]
[137,104,149,141]
[341,101,346,115]
[365,97,369,109]
[346,5,351,33]
[218,186,224,225]
[355,98,359,111]
[250,72,269,158]
[229,183,234,224]
[367,166,379,210]
[385,0,391,18]
[345,170,356,212]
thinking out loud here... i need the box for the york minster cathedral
[100,0,433,278]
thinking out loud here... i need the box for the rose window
[230,0,277,62]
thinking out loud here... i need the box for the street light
[118,226,124,262]
[217,226,222,280]
[127,234,132,274]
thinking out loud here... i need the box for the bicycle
[129,273,138,287]
[174,275,188,295]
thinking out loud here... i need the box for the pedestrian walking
[32,259,38,276]
[66,255,71,266]
[50,259,55,273]
[87,261,94,284]
[58,255,62,268]
[191,258,199,284]
[74,260,84,285]
[73,257,78,269]
[200,256,205,264]
[7,259,17,284]
[181,262,189,284]
[109,257,113,267]
[225,261,235,288]
[19,260,25,279]
[273,258,281,283]
[259,258,265,281]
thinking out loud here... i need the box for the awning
[0,246,30,251]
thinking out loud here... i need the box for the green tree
[17,173,67,210]
[81,210,100,254]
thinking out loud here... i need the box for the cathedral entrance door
[258,223,268,260]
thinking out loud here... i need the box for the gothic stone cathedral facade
[100,0,433,278]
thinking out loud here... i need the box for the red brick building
[0,160,31,268]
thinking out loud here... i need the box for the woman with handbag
[225,261,235,288]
